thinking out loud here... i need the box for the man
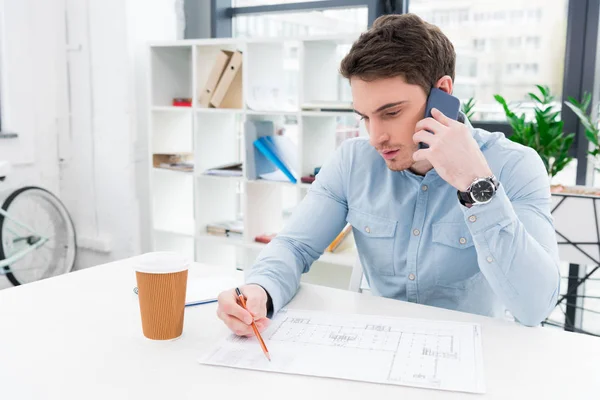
[217,13,560,336]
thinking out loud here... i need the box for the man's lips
[380,149,400,160]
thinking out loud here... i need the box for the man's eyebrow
[354,101,407,117]
[375,101,407,113]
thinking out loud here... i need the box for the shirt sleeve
[462,147,561,326]
[244,141,351,316]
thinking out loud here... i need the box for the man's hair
[339,13,456,94]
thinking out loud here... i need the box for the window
[525,36,541,49]
[410,0,568,121]
[508,37,522,48]
[510,9,524,22]
[233,7,368,38]
[234,0,321,5]
[473,38,486,51]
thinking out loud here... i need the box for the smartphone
[419,88,461,149]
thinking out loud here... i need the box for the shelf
[153,167,193,174]
[246,178,298,188]
[152,106,192,112]
[154,227,194,238]
[300,110,356,117]
[196,233,245,246]
[197,174,244,182]
[149,37,367,284]
[151,46,192,107]
[195,107,244,114]
[246,110,300,116]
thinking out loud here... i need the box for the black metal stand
[547,193,600,336]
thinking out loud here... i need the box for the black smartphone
[419,88,461,149]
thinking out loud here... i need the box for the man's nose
[368,119,390,147]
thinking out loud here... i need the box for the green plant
[494,85,575,178]
[564,92,600,170]
[461,97,476,120]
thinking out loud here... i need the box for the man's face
[351,76,428,172]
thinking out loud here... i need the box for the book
[255,233,277,244]
[203,162,243,177]
[253,136,298,183]
[152,153,194,172]
[206,220,243,237]
[198,50,233,108]
[244,120,275,180]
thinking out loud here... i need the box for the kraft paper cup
[133,252,190,341]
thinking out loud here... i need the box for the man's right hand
[216,284,270,336]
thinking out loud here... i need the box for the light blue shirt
[246,117,561,327]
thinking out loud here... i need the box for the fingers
[217,285,270,337]
[430,107,453,126]
[243,289,267,319]
[217,289,253,325]
[413,129,436,146]
[413,148,431,163]
[415,117,446,134]
[217,311,271,337]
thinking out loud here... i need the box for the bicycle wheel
[0,187,76,286]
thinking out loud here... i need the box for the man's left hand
[412,108,492,192]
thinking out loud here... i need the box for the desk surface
[1,258,599,399]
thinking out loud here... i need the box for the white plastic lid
[132,251,190,274]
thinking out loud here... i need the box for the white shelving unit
[148,36,365,288]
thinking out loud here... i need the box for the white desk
[1,258,599,399]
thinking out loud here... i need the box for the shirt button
[365,226,371,233]
[421,185,428,191]
[412,229,420,236]
[408,273,416,281]
[486,256,494,263]
[469,215,477,223]
[459,237,467,245]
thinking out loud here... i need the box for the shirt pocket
[346,208,397,276]
[432,221,481,289]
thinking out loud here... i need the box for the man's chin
[384,158,412,172]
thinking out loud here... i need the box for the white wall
[0,0,66,194]
[1,0,198,277]
[61,0,183,268]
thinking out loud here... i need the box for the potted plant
[496,86,600,275]
[462,97,477,120]
[494,85,575,180]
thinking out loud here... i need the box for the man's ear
[434,75,453,95]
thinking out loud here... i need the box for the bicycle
[0,160,77,286]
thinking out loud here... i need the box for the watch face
[471,180,495,202]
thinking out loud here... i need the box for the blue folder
[253,136,297,184]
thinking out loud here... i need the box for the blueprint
[198,309,485,394]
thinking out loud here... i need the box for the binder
[253,136,297,184]
[244,120,276,180]
[198,50,232,108]
[210,50,243,109]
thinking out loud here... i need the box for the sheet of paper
[185,275,242,305]
[198,309,485,394]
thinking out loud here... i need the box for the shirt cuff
[244,275,283,319]
[460,184,516,234]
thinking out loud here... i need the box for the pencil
[235,287,271,361]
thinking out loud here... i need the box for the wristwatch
[457,175,500,208]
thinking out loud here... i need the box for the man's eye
[385,111,400,117]
[360,116,369,121]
